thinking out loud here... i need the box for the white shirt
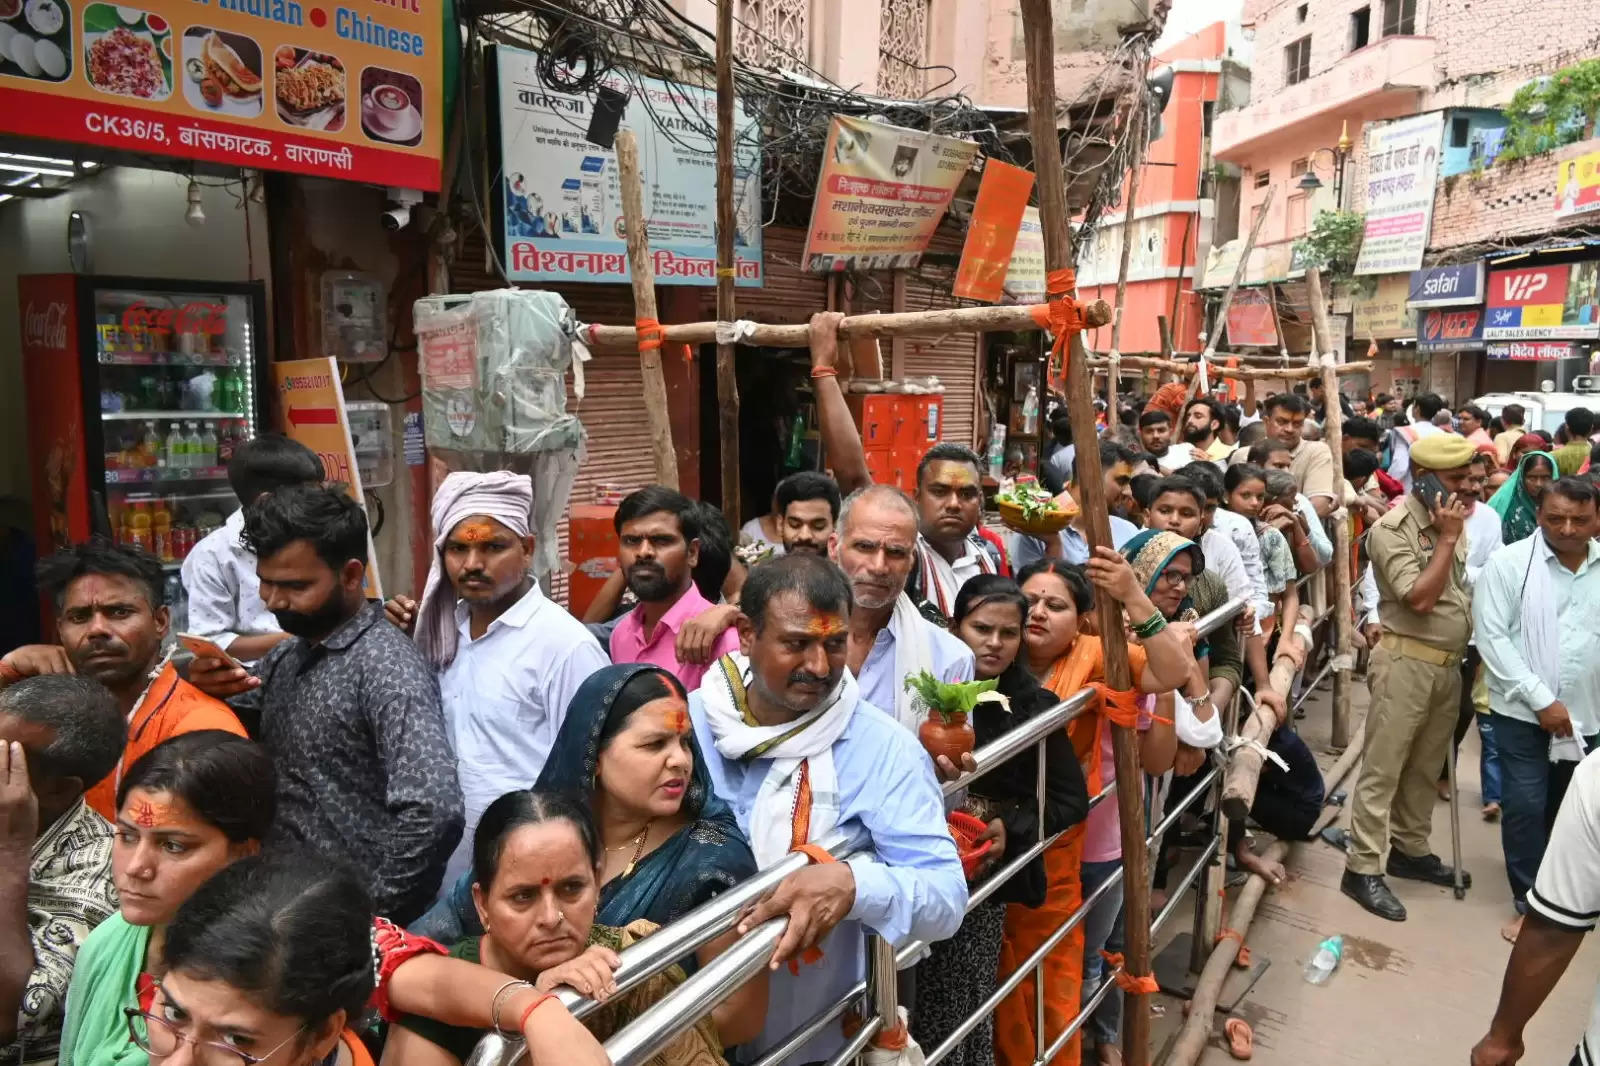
[1464,501,1504,585]
[438,582,611,888]
[915,533,996,619]
[1527,749,1600,1066]
[1387,421,1442,492]
[180,508,279,658]
[1359,562,1380,628]
[740,516,784,555]
[1199,525,1252,618]
[1212,507,1272,623]
[1154,442,1197,473]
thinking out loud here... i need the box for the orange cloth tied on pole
[635,318,664,352]
[1099,950,1161,995]
[1027,268,1090,388]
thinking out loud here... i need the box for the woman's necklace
[606,820,654,879]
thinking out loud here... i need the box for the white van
[1472,387,1600,436]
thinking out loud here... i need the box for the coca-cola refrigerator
[19,275,270,628]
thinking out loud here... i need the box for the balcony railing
[1213,35,1436,158]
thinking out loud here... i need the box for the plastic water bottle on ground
[1303,934,1343,985]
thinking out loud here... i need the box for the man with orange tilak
[384,471,609,891]
[0,541,244,819]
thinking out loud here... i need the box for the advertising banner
[271,357,380,597]
[1003,207,1045,304]
[493,46,762,286]
[1555,150,1600,220]
[0,0,441,188]
[1487,341,1576,361]
[1225,287,1277,347]
[1407,262,1485,308]
[1484,262,1600,340]
[1354,112,1446,276]
[803,114,978,272]
[954,158,1034,302]
[1417,306,1486,350]
[1352,274,1414,339]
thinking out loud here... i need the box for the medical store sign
[0,0,440,187]
[1484,262,1600,341]
[492,45,763,286]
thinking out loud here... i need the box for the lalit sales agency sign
[1484,262,1600,340]
[0,0,441,188]
[494,45,762,286]
[1354,112,1445,277]
[803,114,978,272]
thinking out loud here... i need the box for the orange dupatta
[993,636,1145,1066]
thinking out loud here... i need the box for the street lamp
[1295,120,1354,208]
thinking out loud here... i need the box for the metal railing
[468,592,1257,1066]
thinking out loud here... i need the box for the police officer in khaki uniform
[1342,431,1479,921]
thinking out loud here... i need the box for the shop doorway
[697,343,820,528]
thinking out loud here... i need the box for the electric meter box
[321,271,388,363]
[345,401,393,489]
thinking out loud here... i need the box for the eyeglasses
[1156,568,1192,589]
[126,1008,305,1066]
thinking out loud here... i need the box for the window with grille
[1284,36,1311,86]
[1349,6,1371,50]
[877,0,931,99]
[1382,0,1416,36]
[733,0,811,69]
[1254,168,1272,189]
[1290,157,1310,177]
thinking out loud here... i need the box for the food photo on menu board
[274,43,345,132]
[182,26,260,117]
[0,0,72,82]
[359,65,421,147]
[82,2,170,100]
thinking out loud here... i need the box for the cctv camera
[382,204,411,231]
[381,187,424,231]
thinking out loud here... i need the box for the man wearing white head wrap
[387,470,610,890]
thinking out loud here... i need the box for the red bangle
[810,366,838,379]
[517,993,558,1032]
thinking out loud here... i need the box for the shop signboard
[1487,341,1576,361]
[1484,262,1600,340]
[1354,112,1446,276]
[271,357,381,597]
[1002,207,1045,304]
[1352,274,1414,339]
[1555,150,1600,220]
[1417,306,1486,350]
[1200,238,1244,290]
[954,158,1035,302]
[1407,262,1485,308]
[493,46,762,286]
[803,114,978,272]
[1225,287,1277,347]
[0,0,441,188]
[1274,281,1314,352]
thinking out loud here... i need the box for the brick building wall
[1428,137,1600,253]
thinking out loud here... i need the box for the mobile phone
[175,633,245,671]
[1414,473,1445,511]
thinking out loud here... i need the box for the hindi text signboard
[1354,113,1445,276]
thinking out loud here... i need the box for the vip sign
[1484,262,1600,340]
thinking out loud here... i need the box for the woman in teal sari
[412,665,764,1041]
[1487,450,1556,544]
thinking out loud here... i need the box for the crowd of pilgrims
[11,311,1570,1066]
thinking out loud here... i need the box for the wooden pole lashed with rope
[615,129,680,489]
[713,0,742,517]
[1017,1,1152,1061]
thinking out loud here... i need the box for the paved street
[1153,676,1600,1064]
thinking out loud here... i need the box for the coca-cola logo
[23,301,70,352]
[122,300,227,336]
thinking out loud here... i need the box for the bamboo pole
[1085,357,1374,382]
[1106,103,1147,415]
[1221,603,1313,821]
[713,0,741,516]
[1306,265,1355,750]
[615,130,679,489]
[1192,185,1275,400]
[585,301,1112,351]
[1017,1,1147,1061]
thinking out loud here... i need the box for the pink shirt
[1082,694,1154,863]
[609,584,741,691]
